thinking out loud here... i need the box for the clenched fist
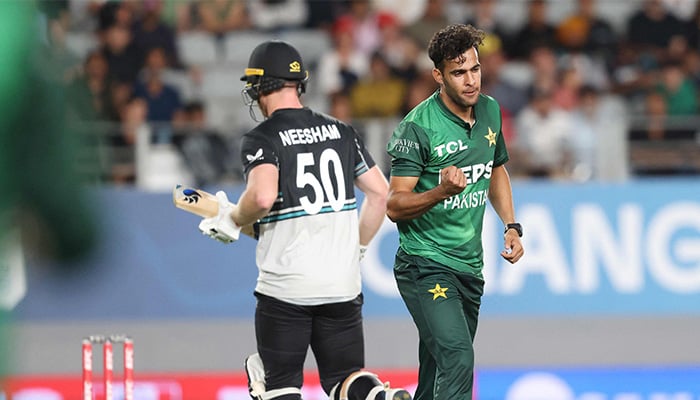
[439,166,467,197]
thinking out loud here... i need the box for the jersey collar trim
[433,90,482,130]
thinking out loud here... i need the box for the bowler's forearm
[386,187,448,221]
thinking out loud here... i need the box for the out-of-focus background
[1,0,699,398]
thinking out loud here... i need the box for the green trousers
[394,248,484,400]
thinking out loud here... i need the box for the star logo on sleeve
[428,283,448,300]
[485,127,497,147]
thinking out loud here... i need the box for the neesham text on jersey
[278,124,341,146]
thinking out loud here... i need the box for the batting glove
[198,191,241,243]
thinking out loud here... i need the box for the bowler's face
[434,47,482,110]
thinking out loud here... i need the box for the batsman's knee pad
[329,370,411,400]
[244,353,301,400]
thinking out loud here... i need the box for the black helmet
[241,40,308,101]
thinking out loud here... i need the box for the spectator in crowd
[169,1,202,32]
[350,51,407,118]
[555,0,614,90]
[97,0,133,32]
[401,71,437,115]
[110,98,148,184]
[656,60,699,116]
[569,85,629,181]
[373,0,427,26]
[404,0,449,49]
[610,44,654,100]
[133,46,184,143]
[303,0,345,30]
[684,49,700,87]
[36,15,83,84]
[100,22,141,85]
[558,48,611,92]
[556,0,618,70]
[687,2,700,52]
[317,17,369,97]
[329,91,356,125]
[552,67,584,110]
[189,0,251,37]
[131,0,182,69]
[248,0,309,32]
[67,50,114,122]
[464,0,511,48]
[633,89,697,141]
[66,0,102,31]
[661,0,696,21]
[334,0,384,57]
[527,44,559,95]
[627,90,696,175]
[479,33,528,116]
[173,101,238,186]
[508,0,556,60]
[625,0,686,64]
[515,85,576,178]
[375,12,425,83]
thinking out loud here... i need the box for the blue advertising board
[476,366,700,399]
[9,179,700,320]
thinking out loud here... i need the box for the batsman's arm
[354,165,389,246]
[231,164,278,227]
[172,185,256,238]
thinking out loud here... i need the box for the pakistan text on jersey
[279,124,341,146]
[443,188,489,210]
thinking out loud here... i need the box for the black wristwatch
[504,223,523,237]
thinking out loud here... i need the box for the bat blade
[173,184,219,218]
[173,185,256,239]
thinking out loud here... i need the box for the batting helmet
[241,40,308,101]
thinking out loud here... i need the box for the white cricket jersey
[240,107,375,305]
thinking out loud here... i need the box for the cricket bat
[173,184,256,238]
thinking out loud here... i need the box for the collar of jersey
[269,106,308,117]
[433,90,480,131]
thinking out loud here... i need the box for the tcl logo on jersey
[434,140,468,157]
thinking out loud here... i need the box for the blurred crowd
[34,0,700,186]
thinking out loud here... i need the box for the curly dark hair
[428,24,486,70]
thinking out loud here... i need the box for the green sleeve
[387,122,430,177]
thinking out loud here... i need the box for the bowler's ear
[432,67,443,86]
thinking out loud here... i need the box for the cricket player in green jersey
[0,2,98,384]
[386,24,525,399]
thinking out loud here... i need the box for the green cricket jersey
[387,91,509,277]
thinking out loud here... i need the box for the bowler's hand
[501,230,524,263]
[439,166,467,197]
